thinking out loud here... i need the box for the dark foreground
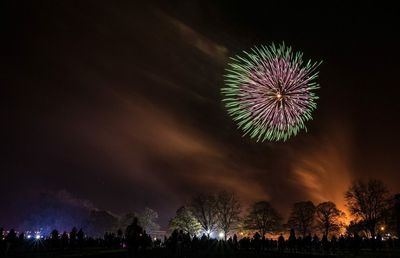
[6,247,400,258]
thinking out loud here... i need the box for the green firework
[222,42,322,142]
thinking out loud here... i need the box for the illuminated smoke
[291,122,353,223]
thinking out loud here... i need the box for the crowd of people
[164,229,400,256]
[0,226,127,255]
[0,222,400,257]
[1,221,400,257]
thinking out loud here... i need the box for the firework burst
[222,43,322,142]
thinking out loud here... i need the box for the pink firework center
[223,43,321,141]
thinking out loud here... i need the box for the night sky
[3,1,400,230]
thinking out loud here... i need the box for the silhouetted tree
[169,206,202,237]
[346,220,369,237]
[137,207,160,233]
[216,191,241,240]
[116,212,135,232]
[287,201,316,237]
[345,179,390,237]
[244,201,282,237]
[315,201,345,236]
[84,210,118,237]
[190,193,218,237]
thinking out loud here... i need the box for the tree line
[1,178,400,257]
[169,179,400,239]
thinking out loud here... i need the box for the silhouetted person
[278,233,285,252]
[321,234,329,253]
[387,236,394,249]
[312,234,320,252]
[261,235,266,251]
[51,229,59,249]
[304,233,312,252]
[288,229,296,252]
[5,229,17,255]
[18,232,24,243]
[233,234,238,250]
[253,232,261,253]
[77,228,85,248]
[0,227,4,253]
[117,229,123,247]
[59,231,67,249]
[296,236,303,252]
[125,217,143,257]
[168,229,178,255]
[141,230,152,251]
[200,233,207,249]
[183,232,191,250]
[176,230,184,257]
[376,233,383,250]
[352,233,361,255]
[192,235,199,251]
[70,227,77,248]
[338,234,345,252]
[331,235,337,254]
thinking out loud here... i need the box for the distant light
[35,235,40,240]
[153,237,157,241]
[206,230,211,235]
[27,235,32,239]
[381,226,385,231]
[218,232,224,239]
